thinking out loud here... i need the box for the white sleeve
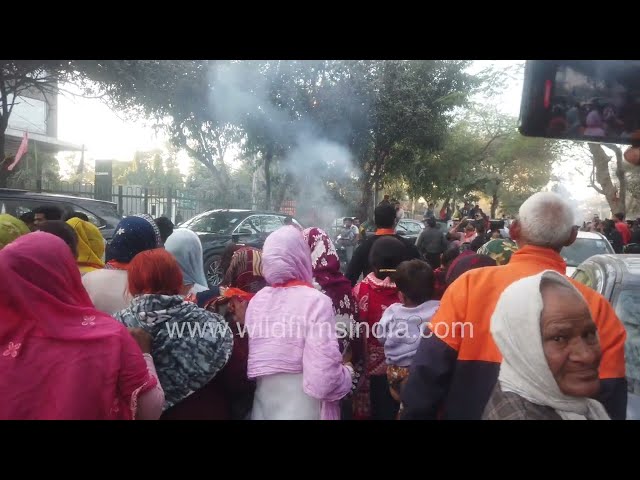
[377,303,399,346]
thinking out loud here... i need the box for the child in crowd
[378,259,440,412]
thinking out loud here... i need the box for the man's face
[34,213,47,227]
[353,219,360,227]
[345,219,353,228]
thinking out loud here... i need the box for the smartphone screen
[519,60,640,145]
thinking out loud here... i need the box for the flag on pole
[7,131,28,171]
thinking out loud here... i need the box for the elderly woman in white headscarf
[164,228,209,296]
[483,270,610,420]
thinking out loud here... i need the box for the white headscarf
[490,270,609,420]
[164,228,209,293]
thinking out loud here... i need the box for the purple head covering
[262,225,313,285]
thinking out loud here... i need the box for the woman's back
[2,327,146,420]
[82,268,130,314]
[246,285,333,376]
[245,226,352,419]
[0,232,157,420]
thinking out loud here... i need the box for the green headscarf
[476,238,519,266]
[0,214,30,250]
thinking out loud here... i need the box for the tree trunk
[490,191,499,218]
[204,163,230,207]
[588,143,624,215]
[627,168,640,216]
[605,144,626,215]
[359,180,374,222]
[272,171,292,213]
[264,150,272,211]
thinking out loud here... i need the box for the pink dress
[245,226,353,420]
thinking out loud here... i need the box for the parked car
[180,209,303,286]
[0,188,121,242]
[571,254,640,420]
[361,218,425,242]
[394,218,425,242]
[561,231,615,276]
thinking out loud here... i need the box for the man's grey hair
[518,192,575,250]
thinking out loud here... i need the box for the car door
[258,214,285,245]
[232,215,263,247]
[612,284,640,419]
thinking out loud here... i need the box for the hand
[128,327,153,354]
[344,362,356,381]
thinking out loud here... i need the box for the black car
[181,209,303,286]
[0,188,121,242]
[361,218,425,242]
[571,254,640,420]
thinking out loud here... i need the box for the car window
[560,238,613,267]
[396,222,408,233]
[236,216,262,234]
[71,206,105,228]
[573,268,595,289]
[188,212,243,234]
[573,264,605,293]
[613,288,640,387]
[77,201,121,228]
[259,215,285,233]
[406,221,423,233]
[0,198,70,219]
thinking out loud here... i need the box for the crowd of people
[0,191,635,420]
[580,213,640,253]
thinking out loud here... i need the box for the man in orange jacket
[401,191,627,420]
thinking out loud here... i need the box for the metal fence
[16,180,238,224]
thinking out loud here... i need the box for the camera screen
[520,60,640,145]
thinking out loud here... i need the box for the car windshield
[615,288,640,387]
[561,237,613,267]
[184,212,244,234]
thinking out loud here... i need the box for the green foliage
[113,149,183,189]
[403,109,561,216]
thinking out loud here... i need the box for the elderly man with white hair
[401,191,628,420]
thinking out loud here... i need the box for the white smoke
[207,61,359,231]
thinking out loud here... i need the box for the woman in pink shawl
[0,232,164,420]
[245,225,355,420]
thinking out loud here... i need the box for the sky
[55,60,596,201]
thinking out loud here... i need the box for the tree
[585,143,628,215]
[0,61,71,186]
[113,149,183,189]
[402,111,560,216]
[309,60,477,220]
[59,152,95,184]
[400,120,489,205]
[184,159,252,209]
[475,128,558,217]
[76,60,238,197]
